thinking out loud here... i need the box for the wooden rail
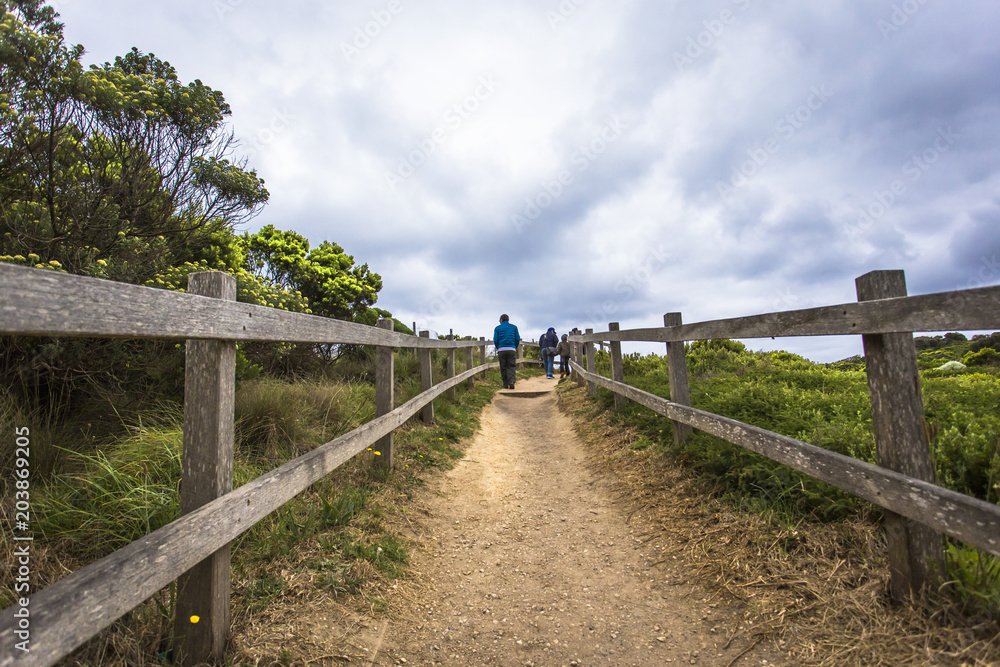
[571,283,1000,343]
[566,270,1000,601]
[0,264,485,348]
[0,264,498,666]
[568,361,1000,558]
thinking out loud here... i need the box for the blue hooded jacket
[493,321,521,350]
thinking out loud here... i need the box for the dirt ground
[340,375,779,666]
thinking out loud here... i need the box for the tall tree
[0,0,268,282]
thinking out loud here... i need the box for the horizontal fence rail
[0,360,499,667]
[0,264,482,348]
[564,271,1000,603]
[570,283,1000,344]
[569,360,1000,558]
[0,265,503,666]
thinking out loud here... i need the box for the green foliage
[242,224,383,321]
[0,3,267,283]
[970,332,1000,354]
[143,259,311,313]
[34,424,183,558]
[946,543,1000,618]
[233,378,374,462]
[915,332,968,350]
[599,338,1000,522]
[963,348,1000,368]
[341,533,408,578]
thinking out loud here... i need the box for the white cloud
[55,0,1000,361]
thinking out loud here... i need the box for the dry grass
[556,380,1000,667]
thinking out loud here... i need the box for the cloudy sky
[55,0,1000,361]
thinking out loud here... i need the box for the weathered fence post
[447,331,456,400]
[609,322,626,409]
[585,328,596,396]
[419,331,434,423]
[375,319,395,469]
[466,340,475,390]
[174,271,236,665]
[412,321,417,337]
[479,336,486,371]
[664,313,693,446]
[856,270,944,600]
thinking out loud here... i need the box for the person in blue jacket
[493,314,521,389]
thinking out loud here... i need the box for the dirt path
[365,375,768,666]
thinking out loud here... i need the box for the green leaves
[1,7,267,283]
[242,225,383,321]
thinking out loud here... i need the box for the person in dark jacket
[540,327,559,378]
[557,334,572,378]
[493,314,521,389]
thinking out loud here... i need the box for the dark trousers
[559,355,569,375]
[498,349,517,386]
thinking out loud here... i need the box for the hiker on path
[538,331,548,373]
[540,327,559,378]
[493,314,521,389]
[558,334,572,378]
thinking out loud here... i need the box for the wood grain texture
[0,361,499,667]
[174,272,236,664]
[419,331,434,424]
[447,335,456,400]
[569,360,1000,559]
[466,346,475,390]
[0,265,485,348]
[857,271,943,597]
[567,282,1000,343]
[664,313,693,447]
[375,319,395,469]
[609,323,625,409]
[585,328,596,397]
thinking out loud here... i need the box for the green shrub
[963,348,1000,367]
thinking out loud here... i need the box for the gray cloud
[55,0,1000,361]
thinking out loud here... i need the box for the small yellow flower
[374,451,381,456]
[190,615,200,624]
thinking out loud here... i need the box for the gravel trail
[371,375,762,667]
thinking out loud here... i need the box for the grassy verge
[0,356,516,666]
[586,341,1000,619]
[557,370,1000,666]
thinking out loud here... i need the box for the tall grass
[0,386,74,486]
[586,339,1000,617]
[13,359,508,663]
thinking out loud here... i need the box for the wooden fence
[0,264,500,666]
[564,269,1000,603]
